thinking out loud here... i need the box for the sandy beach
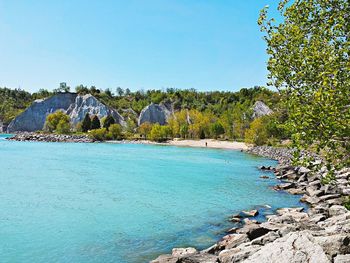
[109,139,249,150]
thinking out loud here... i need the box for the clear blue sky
[0,0,279,93]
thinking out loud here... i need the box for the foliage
[103,115,115,130]
[149,124,171,142]
[107,124,122,140]
[44,111,70,133]
[89,128,107,141]
[259,0,350,171]
[56,119,71,134]
[210,122,225,139]
[81,113,91,132]
[344,196,350,211]
[138,122,153,139]
[91,115,101,130]
[244,117,268,146]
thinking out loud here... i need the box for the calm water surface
[0,134,303,262]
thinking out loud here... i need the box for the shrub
[89,128,107,141]
[149,124,171,142]
[56,119,71,134]
[91,115,101,130]
[138,122,153,139]
[44,111,70,133]
[108,124,122,140]
[82,113,91,132]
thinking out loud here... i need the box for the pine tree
[81,113,91,132]
[103,115,115,130]
[91,115,101,130]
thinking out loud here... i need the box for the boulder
[177,253,217,263]
[217,234,249,250]
[334,254,350,263]
[241,210,259,217]
[243,231,331,263]
[251,101,273,119]
[138,103,172,126]
[172,247,197,257]
[219,244,261,263]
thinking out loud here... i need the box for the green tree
[56,119,71,134]
[244,117,268,146]
[103,115,115,130]
[108,124,122,140]
[259,0,350,171]
[91,115,101,130]
[81,113,91,132]
[138,122,153,139]
[44,111,70,133]
[210,122,225,139]
[149,124,171,142]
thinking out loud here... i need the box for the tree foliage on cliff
[259,0,350,171]
[44,111,70,134]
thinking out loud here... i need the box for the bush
[89,128,107,141]
[56,119,71,134]
[149,124,171,142]
[108,124,122,140]
[44,111,70,133]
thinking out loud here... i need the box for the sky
[0,0,280,93]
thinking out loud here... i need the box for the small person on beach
[205,142,208,147]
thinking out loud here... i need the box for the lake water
[0,134,304,262]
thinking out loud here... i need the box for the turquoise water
[0,134,303,263]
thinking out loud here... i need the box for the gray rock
[178,253,217,263]
[150,254,178,263]
[241,210,259,217]
[172,247,197,257]
[217,234,249,250]
[7,93,125,132]
[243,231,330,263]
[314,234,350,258]
[219,244,261,263]
[7,93,77,132]
[329,205,349,217]
[66,94,125,126]
[334,254,350,263]
[138,103,171,126]
[250,231,280,245]
[251,101,273,119]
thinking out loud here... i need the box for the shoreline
[107,139,249,151]
[7,132,249,150]
[151,146,350,263]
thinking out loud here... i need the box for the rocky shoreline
[151,146,350,263]
[6,132,93,143]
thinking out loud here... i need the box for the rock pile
[7,132,92,143]
[151,147,350,263]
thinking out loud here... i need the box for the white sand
[109,139,249,150]
[166,139,249,150]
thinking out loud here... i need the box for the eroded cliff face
[138,103,173,126]
[66,94,125,126]
[7,93,125,132]
[7,93,77,132]
[252,101,273,119]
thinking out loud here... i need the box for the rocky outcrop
[7,93,125,132]
[252,101,273,119]
[66,94,125,126]
[7,93,77,132]
[7,132,92,143]
[138,103,173,126]
[151,146,350,263]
